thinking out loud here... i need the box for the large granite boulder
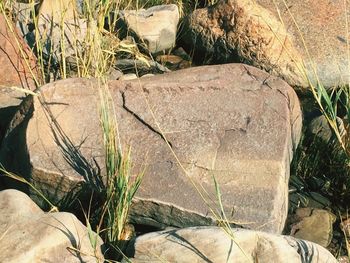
[180,0,350,88]
[0,189,104,263]
[0,63,302,233]
[124,226,337,263]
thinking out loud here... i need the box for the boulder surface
[1,63,302,233]
[181,0,350,88]
[124,226,337,263]
[0,189,104,263]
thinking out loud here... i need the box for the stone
[36,16,96,75]
[124,226,337,262]
[119,5,179,54]
[119,73,138,81]
[180,0,306,87]
[38,0,77,24]
[0,14,38,90]
[309,115,346,143]
[1,63,302,233]
[289,208,336,247]
[256,0,350,88]
[181,0,350,88]
[0,87,27,145]
[0,189,104,263]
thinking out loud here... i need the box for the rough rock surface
[38,0,77,23]
[119,5,179,54]
[0,14,37,89]
[1,64,302,233]
[181,0,350,88]
[0,189,104,263]
[0,88,26,145]
[124,226,337,263]
[289,208,336,247]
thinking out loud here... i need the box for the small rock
[119,73,138,80]
[0,189,104,263]
[107,67,123,80]
[37,0,77,24]
[338,256,350,263]
[119,5,179,54]
[290,208,336,247]
[309,115,346,143]
[140,74,154,78]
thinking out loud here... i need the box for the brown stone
[181,0,350,88]
[0,14,38,90]
[1,64,302,233]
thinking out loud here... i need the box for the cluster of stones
[0,0,346,262]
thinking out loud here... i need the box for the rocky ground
[0,0,349,262]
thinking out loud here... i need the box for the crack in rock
[121,91,173,148]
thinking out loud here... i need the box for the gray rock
[309,115,346,143]
[181,0,350,88]
[119,5,179,54]
[124,226,337,263]
[1,64,302,233]
[0,189,104,263]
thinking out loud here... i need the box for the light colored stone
[290,208,336,247]
[36,16,96,72]
[0,189,104,263]
[124,226,337,263]
[119,73,138,80]
[119,5,179,54]
[1,64,302,233]
[181,0,350,88]
[38,0,77,24]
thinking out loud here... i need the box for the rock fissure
[120,90,173,148]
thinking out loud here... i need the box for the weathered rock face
[0,14,38,89]
[256,0,350,88]
[1,64,302,233]
[119,4,179,54]
[181,0,350,88]
[124,226,337,263]
[0,189,104,263]
[289,208,336,247]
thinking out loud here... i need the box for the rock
[0,14,38,89]
[119,5,179,54]
[180,0,306,87]
[36,16,97,79]
[309,115,346,143]
[115,58,170,75]
[119,73,138,81]
[107,68,123,80]
[181,0,350,88]
[0,189,104,263]
[256,0,350,88]
[124,226,337,262]
[38,0,77,24]
[0,88,27,145]
[1,64,302,233]
[289,208,336,247]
